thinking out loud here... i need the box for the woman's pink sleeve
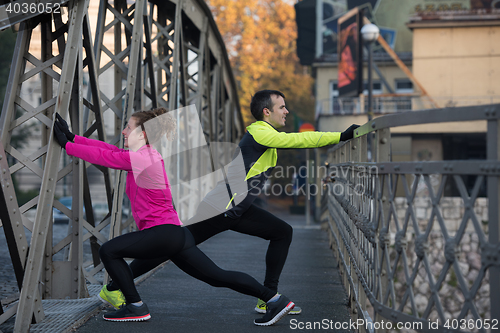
[66,142,132,171]
[74,135,123,152]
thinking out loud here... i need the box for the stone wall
[391,197,490,326]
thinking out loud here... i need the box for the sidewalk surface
[1,203,353,333]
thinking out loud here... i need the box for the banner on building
[337,7,363,97]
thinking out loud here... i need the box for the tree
[207,0,315,127]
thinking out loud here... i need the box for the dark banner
[337,8,363,98]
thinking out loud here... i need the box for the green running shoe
[255,297,302,315]
[98,285,126,309]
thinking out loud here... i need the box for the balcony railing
[316,95,500,117]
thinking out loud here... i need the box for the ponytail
[132,107,176,144]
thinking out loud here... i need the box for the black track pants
[101,224,275,303]
[126,204,293,293]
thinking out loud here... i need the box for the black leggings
[125,204,293,293]
[101,224,276,303]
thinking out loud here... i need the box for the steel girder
[0,0,242,330]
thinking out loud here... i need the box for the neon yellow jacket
[243,121,341,180]
[219,121,340,218]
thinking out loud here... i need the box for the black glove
[340,124,360,141]
[53,121,69,148]
[55,113,75,142]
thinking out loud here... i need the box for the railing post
[374,127,391,333]
[487,118,500,322]
[350,136,361,322]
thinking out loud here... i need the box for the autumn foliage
[207,0,315,127]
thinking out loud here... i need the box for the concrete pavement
[0,208,353,333]
[74,213,353,333]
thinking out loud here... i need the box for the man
[99,89,359,315]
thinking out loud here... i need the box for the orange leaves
[208,0,314,126]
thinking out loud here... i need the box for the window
[395,79,413,111]
[395,79,413,93]
[362,81,382,95]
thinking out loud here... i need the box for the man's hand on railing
[339,124,360,141]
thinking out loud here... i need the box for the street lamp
[361,23,379,161]
[361,23,380,122]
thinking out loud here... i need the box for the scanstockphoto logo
[130,104,376,224]
[131,105,248,225]
[2,0,67,29]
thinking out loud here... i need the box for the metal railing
[322,104,500,332]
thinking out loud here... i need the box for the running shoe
[98,285,126,309]
[254,295,295,326]
[255,297,302,315]
[103,303,151,322]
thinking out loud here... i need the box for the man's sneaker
[255,298,302,315]
[98,285,126,309]
[103,303,151,322]
[254,295,295,326]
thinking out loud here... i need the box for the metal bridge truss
[0,0,243,330]
[323,104,500,332]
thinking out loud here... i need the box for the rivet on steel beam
[352,145,357,150]
[19,234,23,239]
[6,182,9,187]
[0,155,2,159]
[380,138,387,144]
[3,169,6,173]
[46,266,50,270]
[485,110,490,116]
[74,266,78,270]
[74,278,78,281]
[75,160,79,165]
[356,131,359,135]
[47,189,51,192]
[12,209,16,214]
[27,295,32,299]
[371,123,376,128]
[74,289,78,293]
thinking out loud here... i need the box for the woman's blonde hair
[131,107,176,144]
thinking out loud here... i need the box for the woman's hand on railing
[339,124,360,141]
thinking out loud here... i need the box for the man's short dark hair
[250,90,285,121]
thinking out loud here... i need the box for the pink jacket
[66,135,181,230]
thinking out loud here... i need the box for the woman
[52,110,294,326]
